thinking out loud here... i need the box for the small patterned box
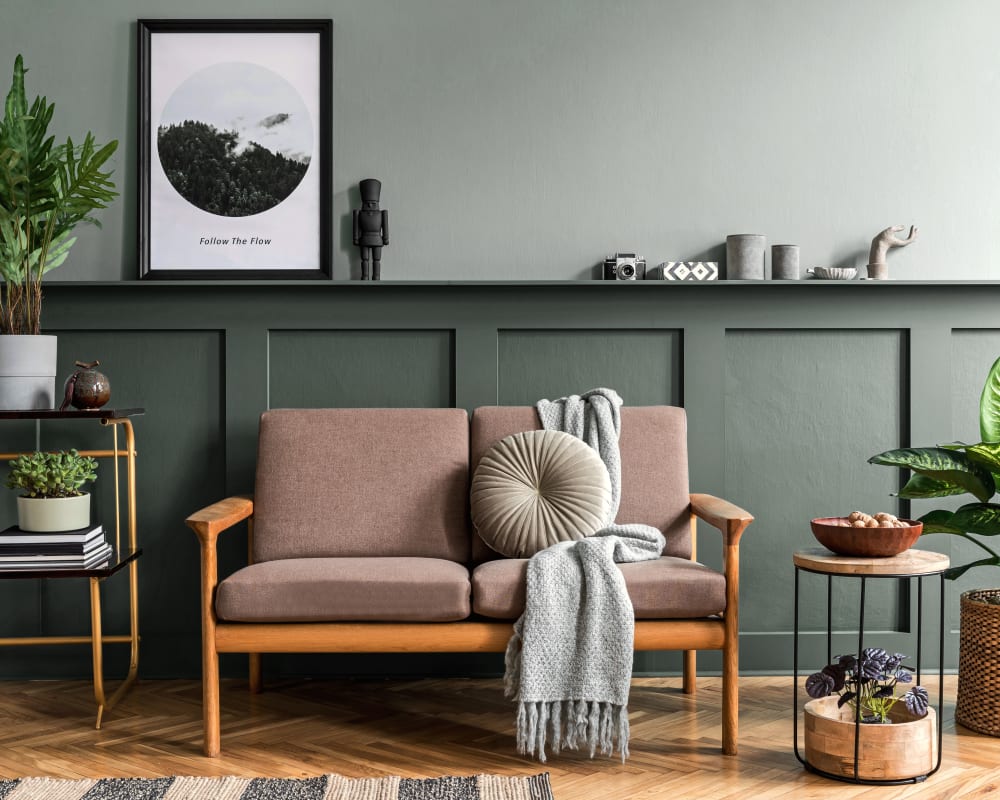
[657,261,719,281]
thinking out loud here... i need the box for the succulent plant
[5,449,97,498]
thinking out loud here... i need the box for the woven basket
[957,588,1000,736]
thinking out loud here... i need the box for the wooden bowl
[810,517,923,557]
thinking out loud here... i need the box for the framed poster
[138,19,332,279]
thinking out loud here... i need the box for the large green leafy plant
[869,356,1000,580]
[0,55,118,334]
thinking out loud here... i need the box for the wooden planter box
[957,588,1000,736]
[804,696,937,781]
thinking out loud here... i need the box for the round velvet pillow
[471,429,612,558]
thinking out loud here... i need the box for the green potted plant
[0,54,118,409]
[869,355,1000,737]
[802,647,934,780]
[5,449,98,532]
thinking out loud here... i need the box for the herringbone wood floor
[0,675,992,798]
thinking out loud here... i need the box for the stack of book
[0,523,113,570]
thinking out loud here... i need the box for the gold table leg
[90,418,141,729]
[90,574,140,729]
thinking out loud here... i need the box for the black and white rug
[0,774,553,800]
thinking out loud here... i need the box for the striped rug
[0,774,553,800]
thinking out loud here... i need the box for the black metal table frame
[792,564,946,785]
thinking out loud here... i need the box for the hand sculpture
[867,225,918,280]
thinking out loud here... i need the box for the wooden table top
[793,547,950,576]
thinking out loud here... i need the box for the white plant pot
[0,335,58,410]
[16,492,91,532]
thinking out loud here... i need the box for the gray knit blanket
[504,389,665,762]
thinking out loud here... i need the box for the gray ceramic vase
[726,234,766,280]
[772,245,800,280]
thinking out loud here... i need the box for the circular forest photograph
[157,62,313,217]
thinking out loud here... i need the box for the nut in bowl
[811,511,923,557]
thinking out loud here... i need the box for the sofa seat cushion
[216,557,471,622]
[471,556,726,620]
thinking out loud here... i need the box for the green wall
[3,1,999,280]
[2,0,996,679]
[0,280,988,679]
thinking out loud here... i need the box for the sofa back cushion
[469,406,690,561]
[253,408,470,562]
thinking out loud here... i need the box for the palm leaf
[51,134,118,230]
[38,231,75,274]
[0,57,59,220]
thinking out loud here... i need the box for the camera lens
[620,264,635,278]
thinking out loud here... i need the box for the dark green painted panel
[496,330,680,406]
[0,331,225,678]
[5,282,998,678]
[947,331,1000,629]
[268,330,454,409]
[725,330,905,643]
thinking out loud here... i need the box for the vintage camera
[603,252,646,280]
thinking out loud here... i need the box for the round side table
[792,547,949,784]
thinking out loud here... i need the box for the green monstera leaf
[868,447,995,503]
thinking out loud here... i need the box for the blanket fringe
[514,699,629,763]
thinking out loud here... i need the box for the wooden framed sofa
[186,406,753,757]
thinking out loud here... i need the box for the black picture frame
[138,19,332,280]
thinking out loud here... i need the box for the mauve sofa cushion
[216,557,472,622]
[253,408,470,563]
[471,556,726,620]
[470,406,691,561]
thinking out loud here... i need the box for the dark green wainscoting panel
[496,330,681,407]
[496,328,681,673]
[0,330,224,678]
[268,330,454,409]
[6,279,993,679]
[725,330,906,669]
[946,331,1000,633]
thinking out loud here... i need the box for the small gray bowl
[807,267,858,280]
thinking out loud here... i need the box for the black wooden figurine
[352,178,389,280]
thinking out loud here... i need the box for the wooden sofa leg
[200,539,222,758]
[203,636,221,757]
[722,624,738,755]
[682,650,697,695]
[249,654,262,694]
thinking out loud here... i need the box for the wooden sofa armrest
[185,494,254,758]
[690,493,753,548]
[185,495,254,545]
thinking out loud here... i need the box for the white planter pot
[16,492,91,532]
[0,335,58,410]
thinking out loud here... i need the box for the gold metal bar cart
[0,408,143,728]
